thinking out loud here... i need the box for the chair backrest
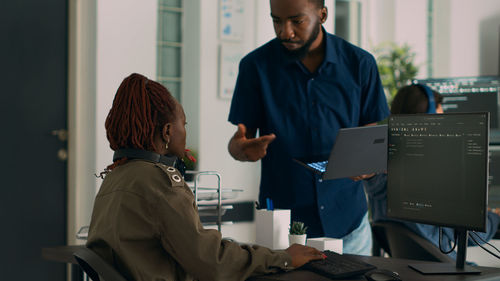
[371,221,455,263]
[371,221,391,257]
[73,247,128,281]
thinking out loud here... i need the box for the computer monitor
[387,112,489,274]
[489,146,500,209]
[415,76,500,143]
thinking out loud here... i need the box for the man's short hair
[309,0,325,9]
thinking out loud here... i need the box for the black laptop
[294,125,388,180]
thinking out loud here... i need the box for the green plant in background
[289,221,308,235]
[374,42,419,104]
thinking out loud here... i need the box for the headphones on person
[113,148,186,176]
[415,83,436,114]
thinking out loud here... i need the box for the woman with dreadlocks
[86,73,324,281]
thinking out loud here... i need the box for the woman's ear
[162,122,172,144]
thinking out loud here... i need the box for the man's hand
[348,123,379,181]
[228,124,276,162]
[285,244,325,268]
[488,207,500,217]
[350,173,376,182]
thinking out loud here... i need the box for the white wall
[69,0,158,244]
[367,0,500,79]
[434,0,500,77]
[95,0,158,185]
[365,0,429,78]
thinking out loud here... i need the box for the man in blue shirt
[228,0,389,255]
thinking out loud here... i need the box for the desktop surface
[249,255,500,281]
[43,245,500,281]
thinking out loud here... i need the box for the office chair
[73,247,128,281]
[371,221,391,257]
[371,221,455,263]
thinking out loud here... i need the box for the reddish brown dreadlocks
[98,73,178,176]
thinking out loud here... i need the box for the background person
[227,0,389,255]
[86,73,324,281]
[363,84,500,259]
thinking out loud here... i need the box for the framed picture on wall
[219,43,244,99]
[219,0,244,42]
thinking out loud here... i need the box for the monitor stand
[408,229,481,275]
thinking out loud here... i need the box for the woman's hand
[285,244,326,268]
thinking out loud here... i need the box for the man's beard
[280,23,321,60]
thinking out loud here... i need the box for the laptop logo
[373,138,385,144]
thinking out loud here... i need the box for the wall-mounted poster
[219,43,244,99]
[219,0,244,42]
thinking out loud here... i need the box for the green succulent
[373,42,419,104]
[289,221,308,235]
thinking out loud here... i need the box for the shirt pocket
[313,79,362,128]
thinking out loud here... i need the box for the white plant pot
[289,234,307,246]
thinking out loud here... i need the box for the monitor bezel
[386,112,490,232]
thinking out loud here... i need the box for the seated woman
[86,73,324,281]
[363,84,500,259]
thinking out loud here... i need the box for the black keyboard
[303,250,377,279]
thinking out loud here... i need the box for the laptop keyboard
[307,161,328,173]
[303,250,376,279]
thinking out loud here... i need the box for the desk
[42,245,85,281]
[249,255,500,281]
[44,245,500,281]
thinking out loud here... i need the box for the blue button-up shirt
[228,31,389,238]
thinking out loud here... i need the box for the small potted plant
[289,221,308,246]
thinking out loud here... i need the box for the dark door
[0,0,67,280]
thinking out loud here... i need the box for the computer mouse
[364,269,402,281]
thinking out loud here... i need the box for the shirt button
[320,205,325,210]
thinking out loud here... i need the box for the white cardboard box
[255,209,291,250]
[307,237,343,254]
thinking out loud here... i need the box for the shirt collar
[323,27,337,64]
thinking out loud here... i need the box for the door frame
[67,0,98,245]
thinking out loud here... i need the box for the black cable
[470,231,500,254]
[438,227,457,254]
[469,232,500,260]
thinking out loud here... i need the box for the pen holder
[255,209,291,250]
